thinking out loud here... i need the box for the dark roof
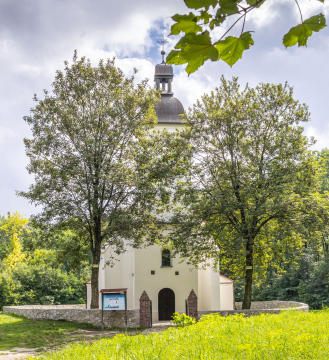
[154,64,173,78]
[100,288,128,293]
[155,96,184,124]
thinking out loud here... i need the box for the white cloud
[305,125,329,151]
[0,0,329,216]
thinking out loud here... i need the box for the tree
[167,0,327,73]
[22,219,92,275]
[168,77,328,309]
[0,212,28,268]
[19,52,167,308]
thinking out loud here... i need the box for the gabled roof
[220,275,234,284]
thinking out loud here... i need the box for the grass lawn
[32,310,329,360]
[0,312,96,351]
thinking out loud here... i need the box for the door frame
[158,287,175,321]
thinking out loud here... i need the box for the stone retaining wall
[4,300,309,327]
[3,305,140,328]
[198,300,309,319]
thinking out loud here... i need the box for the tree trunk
[90,249,101,309]
[90,219,102,309]
[242,237,254,309]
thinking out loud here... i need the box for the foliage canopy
[167,0,327,73]
[167,77,329,309]
[19,52,168,308]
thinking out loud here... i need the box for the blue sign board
[103,293,126,310]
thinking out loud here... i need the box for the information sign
[103,293,126,310]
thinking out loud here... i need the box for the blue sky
[0,0,329,217]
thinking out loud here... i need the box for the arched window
[161,249,171,267]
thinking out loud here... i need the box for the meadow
[31,310,329,360]
[0,313,95,351]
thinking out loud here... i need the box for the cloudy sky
[1,0,329,217]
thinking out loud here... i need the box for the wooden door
[158,288,175,320]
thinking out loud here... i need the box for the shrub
[171,312,196,327]
[0,262,86,310]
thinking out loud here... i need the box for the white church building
[86,51,235,321]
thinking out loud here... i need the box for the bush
[0,261,86,310]
[171,312,196,327]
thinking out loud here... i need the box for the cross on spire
[157,34,169,64]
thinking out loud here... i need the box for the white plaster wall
[86,283,91,309]
[155,123,184,132]
[89,243,231,313]
[134,243,198,321]
[197,263,221,311]
[98,252,106,308]
[101,246,134,310]
[219,276,234,310]
[210,261,220,310]
[198,267,211,310]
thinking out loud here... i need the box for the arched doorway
[158,288,175,320]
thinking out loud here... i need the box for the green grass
[33,310,329,359]
[0,313,95,351]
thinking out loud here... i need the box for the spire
[161,50,165,64]
[157,35,168,64]
[155,34,173,96]
[154,32,184,124]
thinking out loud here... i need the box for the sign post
[100,288,128,330]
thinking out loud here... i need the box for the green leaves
[283,14,326,47]
[217,0,239,15]
[171,13,202,35]
[167,0,327,73]
[167,31,254,73]
[167,77,326,309]
[167,31,219,74]
[198,10,212,24]
[246,0,265,7]
[21,53,169,308]
[184,0,218,11]
[215,32,254,66]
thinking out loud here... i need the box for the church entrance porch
[158,288,175,320]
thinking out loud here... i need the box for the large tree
[167,0,327,73]
[20,52,169,308]
[168,77,329,309]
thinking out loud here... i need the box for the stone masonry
[3,305,140,328]
[198,300,309,318]
[3,300,309,328]
[187,289,198,319]
[139,291,152,328]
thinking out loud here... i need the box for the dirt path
[0,348,43,360]
[0,329,119,360]
[0,322,176,359]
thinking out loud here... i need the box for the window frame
[161,248,172,267]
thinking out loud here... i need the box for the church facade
[86,53,235,320]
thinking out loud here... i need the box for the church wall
[98,252,105,308]
[220,276,235,310]
[101,246,134,310]
[134,243,198,322]
[198,266,212,310]
[121,248,135,309]
[86,283,91,309]
[220,283,234,310]
[155,124,185,132]
[210,261,221,310]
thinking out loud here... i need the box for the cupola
[154,47,184,124]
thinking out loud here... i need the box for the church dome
[155,96,184,124]
[154,47,184,124]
